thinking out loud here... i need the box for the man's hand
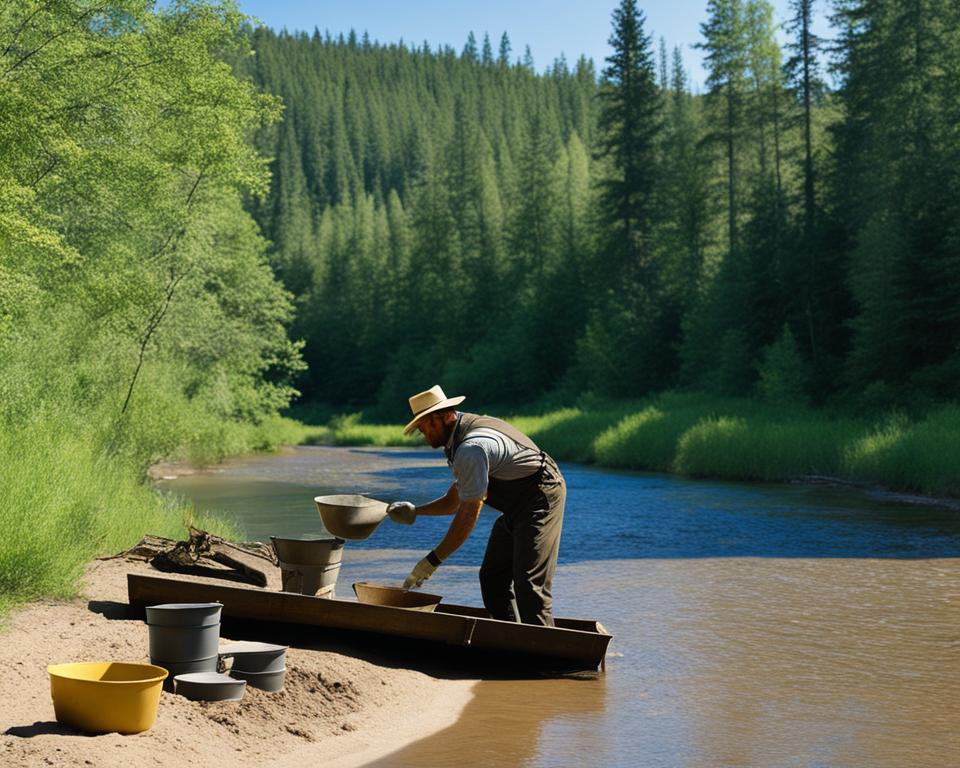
[402,550,443,589]
[387,501,416,525]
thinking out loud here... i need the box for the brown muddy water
[158,446,960,767]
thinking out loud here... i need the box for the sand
[0,557,475,768]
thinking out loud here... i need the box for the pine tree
[463,31,479,62]
[580,0,666,394]
[661,48,711,325]
[510,103,561,281]
[522,45,535,70]
[697,0,749,254]
[784,0,822,240]
[498,32,512,67]
[784,0,826,367]
[595,0,661,283]
[658,37,669,90]
[481,33,494,66]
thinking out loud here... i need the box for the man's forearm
[434,499,483,561]
[415,482,460,516]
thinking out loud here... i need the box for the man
[387,385,566,627]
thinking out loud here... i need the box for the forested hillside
[244,0,960,418]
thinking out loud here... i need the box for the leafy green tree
[0,0,301,463]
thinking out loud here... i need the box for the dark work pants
[478,459,565,626]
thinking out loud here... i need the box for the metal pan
[174,672,246,702]
[228,667,286,692]
[219,641,288,673]
[352,582,442,611]
[314,494,388,540]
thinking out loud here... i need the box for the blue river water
[158,445,960,768]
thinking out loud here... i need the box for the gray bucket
[145,602,222,627]
[270,536,344,566]
[219,641,287,673]
[148,623,220,662]
[152,655,218,691]
[278,561,340,596]
[229,667,286,693]
[174,672,246,702]
[146,602,222,672]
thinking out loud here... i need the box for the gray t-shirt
[448,424,542,501]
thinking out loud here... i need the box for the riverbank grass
[0,422,239,620]
[318,394,960,497]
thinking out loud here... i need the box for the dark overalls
[445,412,566,626]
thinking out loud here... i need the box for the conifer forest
[242,0,960,417]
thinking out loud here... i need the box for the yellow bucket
[48,662,168,734]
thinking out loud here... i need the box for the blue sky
[234,0,835,90]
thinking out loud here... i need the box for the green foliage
[0,1,302,611]
[833,0,960,398]
[711,328,755,395]
[756,325,808,404]
[595,0,661,274]
[593,393,734,469]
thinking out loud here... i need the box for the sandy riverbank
[0,556,475,768]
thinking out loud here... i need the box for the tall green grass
[513,403,641,463]
[323,413,420,447]
[672,416,860,480]
[0,421,237,615]
[320,393,960,497]
[0,404,313,622]
[841,405,960,496]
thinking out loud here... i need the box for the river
[157,445,960,768]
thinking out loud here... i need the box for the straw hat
[403,385,465,435]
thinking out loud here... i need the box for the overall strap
[447,412,541,462]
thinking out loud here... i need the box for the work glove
[387,501,417,525]
[402,550,443,590]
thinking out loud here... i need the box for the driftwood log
[103,527,277,587]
